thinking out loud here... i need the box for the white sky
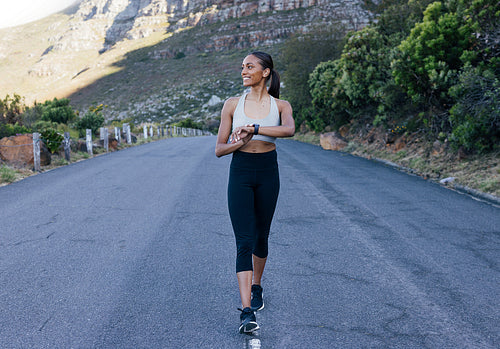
[0,0,81,29]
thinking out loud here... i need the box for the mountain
[0,0,372,125]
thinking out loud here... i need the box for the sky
[0,0,81,29]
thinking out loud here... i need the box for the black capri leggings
[228,150,280,273]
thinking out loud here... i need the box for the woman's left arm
[254,99,295,138]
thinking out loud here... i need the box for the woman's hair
[250,51,280,98]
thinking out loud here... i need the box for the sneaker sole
[239,321,260,334]
[251,302,264,312]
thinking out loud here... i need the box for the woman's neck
[247,87,269,103]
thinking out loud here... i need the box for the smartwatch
[253,124,260,135]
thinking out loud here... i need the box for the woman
[215,51,295,334]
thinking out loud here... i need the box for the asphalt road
[0,136,498,348]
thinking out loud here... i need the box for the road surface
[0,136,498,348]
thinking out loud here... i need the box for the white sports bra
[232,93,281,143]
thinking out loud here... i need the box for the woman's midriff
[239,140,276,153]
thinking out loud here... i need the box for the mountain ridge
[0,0,372,124]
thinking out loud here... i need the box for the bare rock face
[43,0,371,53]
[320,132,348,151]
[0,134,51,167]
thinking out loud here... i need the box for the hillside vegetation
[282,0,499,197]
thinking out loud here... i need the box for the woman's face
[241,55,269,87]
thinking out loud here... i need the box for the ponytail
[268,69,280,99]
[250,51,280,99]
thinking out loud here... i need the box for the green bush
[392,1,474,106]
[41,98,76,124]
[449,64,500,152]
[33,120,59,133]
[174,117,202,130]
[0,123,31,138]
[0,165,17,183]
[309,60,349,131]
[373,0,435,39]
[174,52,186,59]
[307,25,409,131]
[75,110,105,137]
[40,128,64,154]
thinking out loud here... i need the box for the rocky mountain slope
[0,0,372,125]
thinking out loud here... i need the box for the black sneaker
[238,307,259,334]
[251,285,264,311]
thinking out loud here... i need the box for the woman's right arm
[215,98,252,157]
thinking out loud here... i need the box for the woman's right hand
[230,125,254,144]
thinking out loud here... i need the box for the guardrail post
[103,128,109,152]
[143,125,148,139]
[63,132,71,161]
[115,127,120,145]
[86,129,93,156]
[33,132,41,172]
[126,124,131,144]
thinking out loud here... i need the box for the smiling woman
[0,0,81,29]
[215,51,295,335]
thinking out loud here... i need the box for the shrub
[41,98,76,124]
[449,64,500,152]
[0,165,17,183]
[309,60,349,131]
[174,118,202,130]
[174,52,186,59]
[392,1,474,106]
[75,105,105,137]
[0,123,31,138]
[308,25,409,130]
[40,128,64,154]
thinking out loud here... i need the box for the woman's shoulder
[222,96,240,112]
[274,98,292,110]
[224,96,241,108]
[225,96,241,103]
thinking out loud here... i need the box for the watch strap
[253,124,260,135]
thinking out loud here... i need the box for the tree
[449,64,500,152]
[0,94,24,125]
[308,25,410,130]
[447,0,500,152]
[371,0,436,40]
[280,25,344,128]
[309,60,349,131]
[22,103,44,129]
[392,2,474,106]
